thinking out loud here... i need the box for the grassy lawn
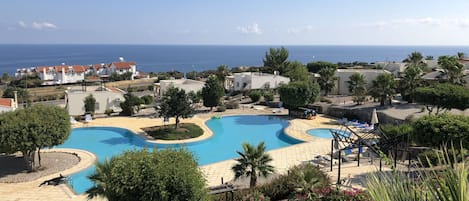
[142,123,203,140]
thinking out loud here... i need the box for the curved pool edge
[32,148,97,197]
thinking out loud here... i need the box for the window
[95,103,100,110]
[236,82,239,87]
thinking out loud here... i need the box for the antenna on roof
[119,57,125,62]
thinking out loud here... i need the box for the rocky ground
[0,152,80,183]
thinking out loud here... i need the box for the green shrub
[263,92,274,102]
[140,95,154,105]
[259,163,330,200]
[216,105,226,112]
[86,149,208,201]
[249,91,262,102]
[411,114,469,148]
[418,149,441,167]
[225,101,239,109]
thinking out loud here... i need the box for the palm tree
[86,159,114,200]
[399,64,422,103]
[370,73,396,106]
[215,64,230,85]
[403,51,425,65]
[438,55,465,85]
[263,47,289,74]
[347,73,367,105]
[318,67,337,96]
[232,142,275,188]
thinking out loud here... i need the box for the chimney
[13,90,18,109]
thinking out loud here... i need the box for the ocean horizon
[1,44,468,74]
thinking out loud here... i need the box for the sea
[1,44,468,74]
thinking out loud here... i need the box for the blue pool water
[307,128,349,139]
[56,115,302,194]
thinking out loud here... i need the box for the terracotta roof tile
[0,98,12,107]
[111,62,136,69]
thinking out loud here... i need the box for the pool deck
[0,108,387,201]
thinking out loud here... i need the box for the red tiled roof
[0,98,12,107]
[111,62,136,69]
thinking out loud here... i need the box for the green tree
[1,73,11,84]
[0,105,71,170]
[187,90,202,105]
[278,81,311,110]
[201,75,225,110]
[438,55,465,85]
[84,94,96,114]
[306,61,337,73]
[285,61,309,82]
[232,142,274,188]
[119,92,143,116]
[399,64,422,103]
[369,73,396,106]
[87,148,208,201]
[347,73,367,105]
[457,52,465,59]
[414,83,469,114]
[2,87,30,106]
[215,64,230,85]
[317,67,337,96]
[425,55,434,60]
[159,87,194,129]
[263,47,289,74]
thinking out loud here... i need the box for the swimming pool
[307,128,350,139]
[56,115,302,194]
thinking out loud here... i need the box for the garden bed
[142,123,203,140]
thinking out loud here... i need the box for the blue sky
[2,0,469,45]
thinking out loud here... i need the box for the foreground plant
[366,145,469,201]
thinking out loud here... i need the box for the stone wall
[326,105,406,125]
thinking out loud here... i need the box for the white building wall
[233,72,290,91]
[159,79,205,96]
[332,69,391,95]
[66,91,124,116]
[0,106,14,113]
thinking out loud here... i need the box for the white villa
[37,65,87,85]
[65,86,126,116]
[227,72,290,91]
[332,69,392,95]
[155,79,205,97]
[109,61,138,79]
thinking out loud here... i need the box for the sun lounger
[84,114,92,123]
[70,116,77,124]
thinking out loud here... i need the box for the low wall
[326,105,406,125]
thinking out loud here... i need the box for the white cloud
[287,25,314,34]
[361,17,469,29]
[16,20,58,30]
[32,22,58,30]
[18,21,27,28]
[238,23,262,35]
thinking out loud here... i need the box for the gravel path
[0,152,80,183]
